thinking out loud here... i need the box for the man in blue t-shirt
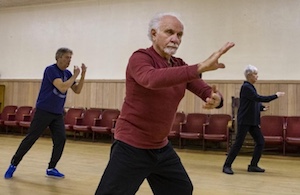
[4,48,87,179]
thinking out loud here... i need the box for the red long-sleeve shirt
[114,46,213,149]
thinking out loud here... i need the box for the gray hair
[55,47,73,60]
[147,12,183,41]
[244,64,258,78]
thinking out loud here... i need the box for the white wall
[0,0,299,80]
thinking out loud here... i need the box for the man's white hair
[244,64,258,78]
[147,12,184,41]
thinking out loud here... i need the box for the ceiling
[0,0,84,9]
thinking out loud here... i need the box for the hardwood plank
[1,135,299,195]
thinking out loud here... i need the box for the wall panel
[0,79,298,116]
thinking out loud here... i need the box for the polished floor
[1,134,300,195]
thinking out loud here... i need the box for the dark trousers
[224,124,265,167]
[95,140,193,195]
[11,108,66,169]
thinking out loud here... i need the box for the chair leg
[202,139,205,150]
[92,132,95,142]
[226,139,229,154]
[179,138,182,149]
[226,144,229,154]
[111,134,114,142]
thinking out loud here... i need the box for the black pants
[95,140,193,195]
[11,108,66,169]
[224,124,265,167]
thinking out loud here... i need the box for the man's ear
[151,29,157,41]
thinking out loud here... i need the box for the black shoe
[247,165,265,172]
[223,167,234,175]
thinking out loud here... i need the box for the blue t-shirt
[36,64,73,114]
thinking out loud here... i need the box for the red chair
[64,108,85,133]
[0,105,18,130]
[285,116,300,153]
[91,109,120,142]
[179,113,208,149]
[260,115,286,155]
[19,108,36,134]
[168,112,185,143]
[73,108,102,139]
[4,106,32,134]
[202,114,231,153]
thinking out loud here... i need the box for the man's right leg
[5,109,51,179]
[95,140,153,195]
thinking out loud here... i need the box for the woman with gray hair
[223,64,285,175]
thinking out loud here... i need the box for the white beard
[164,47,177,55]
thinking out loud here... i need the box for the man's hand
[81,63,87,76]
[197,42,235,74]
[73,66,80,78]
[203,85,222,109]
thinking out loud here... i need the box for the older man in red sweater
[95,12,234,195]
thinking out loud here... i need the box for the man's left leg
[147,142,193,195]
[46,114,66,178]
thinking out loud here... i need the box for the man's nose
[170,34,180,44]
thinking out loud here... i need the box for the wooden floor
[1,134,300,195]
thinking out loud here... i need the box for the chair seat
[286,137,300,144]
[91,126,111,134]
[65,124,73,130]
[19,121,31,128]
[168,131,179,137]
[73,125,92,132]
[180,132,201,139]
[264,136,283,143]
[203,134,226,140]
[4,121,19,126]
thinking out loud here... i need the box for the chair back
[206,114,231,134]
[15,106,32,121]
[0,105,18,120]
[100,109,120,128]
[260,115,285,136]
[64,108,85,125]
[286,116,300,137]
[81,109,102,126]
[171,112,185,133]
[29,108,37,121]
[182,113,208,133]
